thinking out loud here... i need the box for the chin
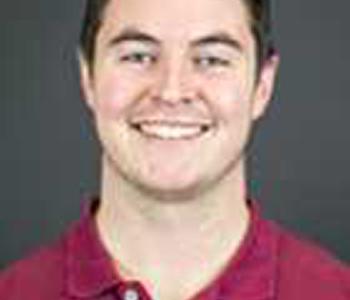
[132,174,208,202]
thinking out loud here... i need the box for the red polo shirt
[1,198,349,299]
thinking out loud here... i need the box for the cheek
[202,73,252,120]
[94,71,140,120]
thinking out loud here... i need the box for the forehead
[98,0,252,45]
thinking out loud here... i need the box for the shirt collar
[65,198,122,298]
[64,198,279,299]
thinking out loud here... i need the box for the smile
[130,121,211,140]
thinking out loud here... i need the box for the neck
[96,154,250,300]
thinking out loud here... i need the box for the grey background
[0,0,349,269]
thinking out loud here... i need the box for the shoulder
[270,222,350,299]
[0,236,67,299]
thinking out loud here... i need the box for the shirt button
[123,288,140,300]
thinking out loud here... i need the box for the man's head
[80,0,274,73]
[79,0,279,200]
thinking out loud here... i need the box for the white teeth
[136,124,205,139]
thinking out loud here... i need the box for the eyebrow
[107,28,243,52]
[191,32,243,52]
[107,28,160,47]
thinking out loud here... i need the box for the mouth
[130,121,212,140]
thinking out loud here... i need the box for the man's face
[81,0,278,198]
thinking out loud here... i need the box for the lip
[130,119,213,127]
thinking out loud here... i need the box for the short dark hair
[79,0,274,71]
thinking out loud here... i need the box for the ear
[251,52,280,120]
[78,50,96,111]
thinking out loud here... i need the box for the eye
[194,55,231,69]
[119,51,157,66]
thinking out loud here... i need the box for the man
[1,0,349,299]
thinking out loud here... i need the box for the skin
[80,0,279,298]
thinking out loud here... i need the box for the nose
[152,58,194,105]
